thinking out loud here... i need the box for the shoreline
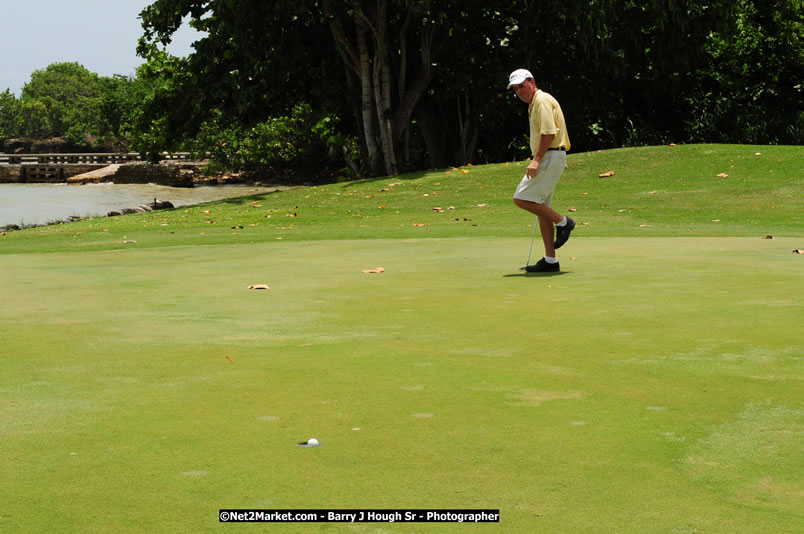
[0,182,296,233]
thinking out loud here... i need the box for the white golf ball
[307,438,320,446]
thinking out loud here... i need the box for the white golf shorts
[512,150,567,206]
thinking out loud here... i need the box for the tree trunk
[355,17,382,174]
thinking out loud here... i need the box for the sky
[1,0,203,95]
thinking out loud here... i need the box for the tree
[136,0,787,177]
[21,62,102,142]
[0,89,22,139]
[686,0,804,144]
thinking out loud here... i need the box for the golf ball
[307,438,320,446]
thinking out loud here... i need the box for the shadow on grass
[503,271,570,278]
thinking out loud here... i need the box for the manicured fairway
[1,145,802,532]
[2,236,802,533]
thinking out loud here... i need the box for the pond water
[0,182,284,228]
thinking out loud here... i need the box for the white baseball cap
[507,69,533,89]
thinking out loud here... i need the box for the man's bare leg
[514,198,562,259]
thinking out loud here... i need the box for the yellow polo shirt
[529,90,570,155]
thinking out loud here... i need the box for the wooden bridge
[0,153,199,183]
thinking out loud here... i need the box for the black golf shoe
[554,217,576,249]
[525,258,560,273]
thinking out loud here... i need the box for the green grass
[2,144,801,254]
[1,145,802,533]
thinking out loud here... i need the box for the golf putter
[520,223,539,270]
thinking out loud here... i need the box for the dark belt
[548,147,566,151]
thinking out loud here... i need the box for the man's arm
[526,134,555,177]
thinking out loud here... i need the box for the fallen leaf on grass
[794,249,804,255]
[712,219,721,223]
[765,235,775,240]
[432,207,444,212]
[248,285,270,290]
[640,224,653,227]
[716,173,729,178]
[232,225,244,229]
[599,171,615,177]
[413,223,425,227]
[201,210,210,214]
[569,208,577,212]
[477,203,488,207]
[361,267,385,274]
[286,213,297,217]
[460,169,470,174]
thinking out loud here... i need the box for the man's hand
[526,158,541,178]
[526,134,554,178]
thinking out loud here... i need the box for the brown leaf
[201,209,210,214]
[765,235,775,240]
[248,285,270,290]
[413,223,425,227]
[599,171,615,177]
[794,249,804,255]
[361,267,385,274]
[569,208,577,212]
[716,173,729,178]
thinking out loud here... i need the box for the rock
[106,199,174,217]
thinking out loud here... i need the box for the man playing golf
[508,69,575,272]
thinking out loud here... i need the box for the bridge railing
[0,152,197,165]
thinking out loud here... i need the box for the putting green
[2,236,802,532]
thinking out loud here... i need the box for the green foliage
[190,104,346,173]
[0,89,22,139]
[20,62,102,143]
[2,1,800,173]
[685,0,804,144]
